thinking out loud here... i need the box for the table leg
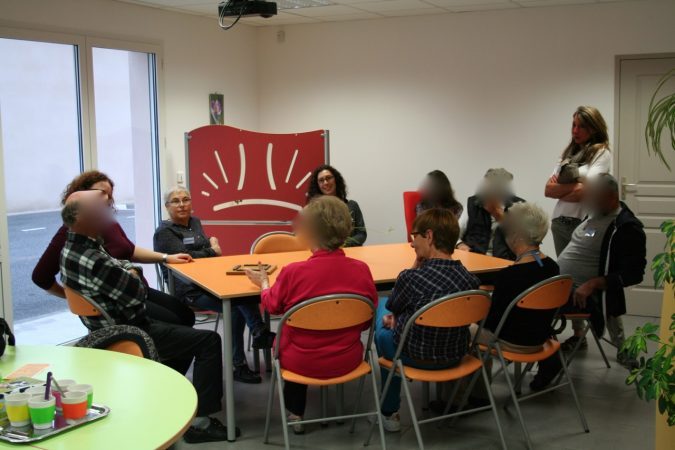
[221,299,236,441]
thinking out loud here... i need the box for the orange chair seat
[281,361,372,386]
[378,354,482,382]
[106,340,144,358]
[479,285,495,292]
[562,313,591,319]
[480,339,560,363]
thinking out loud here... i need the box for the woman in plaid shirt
[375,208,480,432]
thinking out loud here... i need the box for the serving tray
[0,404,110,444]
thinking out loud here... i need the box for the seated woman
[306,164,367,247]
[457,168,525,261]
[375,208,480,432]
[474,202,561,392]
[416,170,463,220]
[32,171,195,327]
[153,186,274,384]
[245,196,378,433]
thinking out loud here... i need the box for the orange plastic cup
[61,391,88,422]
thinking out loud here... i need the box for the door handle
[621,180,638,200]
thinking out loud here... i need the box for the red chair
[403,191,422,242]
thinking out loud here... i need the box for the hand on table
[167,253,193,264]
[456,243,471,252]
[245,262,270,290]
[209,237,222,256]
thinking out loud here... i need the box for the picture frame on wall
[209,93,224,125]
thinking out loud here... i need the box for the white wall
[0,0,260,197]
[256,0,675,255]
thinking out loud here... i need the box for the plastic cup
[61,390,88,422]
[55,379,76,392]
[5,393,31,427]
[28,395,56,430]
[69,384,93,409]
[24,386,48,397]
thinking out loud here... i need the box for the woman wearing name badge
[306,164,367,247]
[32,170,195,327]
[153,186,275,384]
[416,170,463,220]
[545,106,612,256]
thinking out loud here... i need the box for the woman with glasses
[306,164,367,247]
[153,186,274,384]
[32,170,195,327]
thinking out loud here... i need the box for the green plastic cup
[69,384,93,409]
[28,395,56,430]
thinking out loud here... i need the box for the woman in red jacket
[246,196,378,434]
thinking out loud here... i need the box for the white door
[616,55,675,317]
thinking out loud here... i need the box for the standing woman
[306,164,367,247]
[32,171,196,327]
[416,170,463,220]
[545,106,612,255]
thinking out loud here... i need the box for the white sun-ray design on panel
[266,142,277,190]
[237,143,246,191]
[294,171,311,190]
[201,191,210,197]
[214,150,229,184]
[203,172,219,190]
[285,149,299,184]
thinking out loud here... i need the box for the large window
[0,32,162,345]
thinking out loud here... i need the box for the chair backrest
[515,275,573,310]
[403,191,422,242]
[250,231,307,254]
[275,294,376,359]
[63,285,114,323]
[106,340,145,358]
[414,291,492,328]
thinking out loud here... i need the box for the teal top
[0,345,197,450]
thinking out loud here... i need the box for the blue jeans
[191,294,265,366]
[374,299,455,416]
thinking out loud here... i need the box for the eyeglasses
[168,198,192,206]
[410,231,425,240]
[318,175,335,184]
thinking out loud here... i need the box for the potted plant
[620,68,675,446]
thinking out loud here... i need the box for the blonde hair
[561,106,610,164]
[303,196,353,251]
[504,202,549,246]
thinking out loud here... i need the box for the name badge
[183,237,196,245]
[584,228,596,237]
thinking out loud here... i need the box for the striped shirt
[386,258,480,363]
[60,232,148,331]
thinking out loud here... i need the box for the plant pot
[655,282,674,450]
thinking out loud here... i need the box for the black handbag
[0,318,16,357]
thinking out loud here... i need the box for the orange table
[165,242,511,441]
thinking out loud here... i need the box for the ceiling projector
[218,0,278,19]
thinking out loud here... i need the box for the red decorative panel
[186,125,328,255]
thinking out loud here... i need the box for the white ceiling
[114,0,647,26]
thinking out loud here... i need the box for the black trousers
[284,381,308,416]
[146,288,196,327]
[144,320,223,417]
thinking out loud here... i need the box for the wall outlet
[177,171,184,184]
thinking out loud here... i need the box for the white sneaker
[287,414,305,435]
[382,412,401,432]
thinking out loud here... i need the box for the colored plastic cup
[61,391,88,422]
[28,395,56,430]
[24,386,48,397]
[69,384,93,409]
[5,393,31,427]
[56,379,76,392]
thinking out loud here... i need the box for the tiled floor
[175,314,657,450]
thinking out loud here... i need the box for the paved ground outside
[7,209,136,324]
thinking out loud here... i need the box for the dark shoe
[234,364,262,384]
[252,330,276,350]
[617,350,639,370]
[183,417,241,443]
[561,335,587,353]
[530,356,563,392]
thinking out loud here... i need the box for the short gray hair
[592,173,619,194]
[61,201,81,227]
[504,202,549,246]
[164,186,191,205]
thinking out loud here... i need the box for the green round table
[0,346,197,450]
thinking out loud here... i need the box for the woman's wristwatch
[162,254,169,263]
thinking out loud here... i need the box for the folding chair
[250,231,308,372]
[63,286,149,358]
[155,263,221,332]
[368,290,507,450]
[485,275,589,450]
[562,313,611,368]
[263,294,386,450]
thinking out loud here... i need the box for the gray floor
[177,314,656,450]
